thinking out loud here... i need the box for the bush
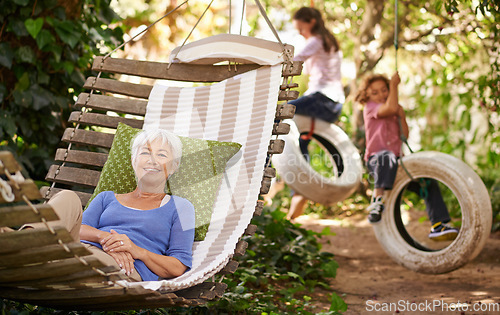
[0,0,123,181]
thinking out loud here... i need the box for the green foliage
[188,190,344,314]
[0,0,124,181]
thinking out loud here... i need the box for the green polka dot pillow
[86,122,242,241]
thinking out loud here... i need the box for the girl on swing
[286,6,345,220]
[355,72,458,241]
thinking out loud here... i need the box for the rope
[393,0,427,199]
[168,0,215,69]
[253,0,291,61]
[104,0,188,60]
[229,0,232,34]
[394,0,399,71]
[239,0,246,35]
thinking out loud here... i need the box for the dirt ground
[294,213,500,315]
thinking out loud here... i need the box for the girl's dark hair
[354,74,390,104]
[293,7,339,53]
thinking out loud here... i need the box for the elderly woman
[80,129,195,281]
[36,129,195,282]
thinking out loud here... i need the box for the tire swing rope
[394,0,429,200]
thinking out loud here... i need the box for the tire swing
[372,151,492,274]
[371,0,492,274]
[273,114,363,205]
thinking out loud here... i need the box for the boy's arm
[377,72,400,117]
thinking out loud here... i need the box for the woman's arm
[134,247,187,278]
[102,199,195,279]
[80,192,136,276]
[80,224,110,243]
[377,72,400,118]
[102,230,188,278]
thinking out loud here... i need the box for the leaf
[43,44,62,62]
[322,260,339,278]
[15,72,30,91]
[0,43,14,68]
[0,83,6,102]
[62,61,74,74]
[37,70,50,85]
[16,46,35,64]
[286,271,305,284]
[8,19,28,37]
[25,18,44,39]
[30,85,53,110]
[13,0,30,5]
[36,29,55,50]
[330,292,347,313]
[0,110,17,138]
[13,90,33,108]
[53,20,81,48]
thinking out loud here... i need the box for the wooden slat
[260,177,271,195]
[254,200,264,217]
[62,128,114,148]
[0,242,91,268]
[84,77,153,99]
[0,226,73,254]
[54,149,108,168]
[0,256,108,283]
[75,93,147,116]
[0,286,156,302]
[69,111,144,129]
[263,166,276,178]
[278,90,300,101]
[0,204,57,227]
[0,179,41,203]
[217,260,239,275]
[46,165,100,188]
[280,83,299,90]
[275,103,296,119]
[244,224,257,236]
[92,57,262,82]
[0,151,21,173]
[40,187,92,206]
[175,282,228,300]
[7,265,123,288]
[282,61,303,76]
[233,240,248,256]
[272,122,290,135]
[268,139,285,155]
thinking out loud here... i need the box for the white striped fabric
[121,64,282,291]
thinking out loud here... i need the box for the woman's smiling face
[133,138,172,184]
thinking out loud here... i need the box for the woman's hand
[101,229,144,259]
[108,251,136,276]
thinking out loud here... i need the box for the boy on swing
[355,72,458,241]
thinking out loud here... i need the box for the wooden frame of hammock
[0,55,302,310]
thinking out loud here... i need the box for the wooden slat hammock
[0,8,303,309]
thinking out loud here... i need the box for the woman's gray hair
[131,129,183,177]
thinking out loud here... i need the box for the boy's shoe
[428,222,459,241]
[367,196,384,223]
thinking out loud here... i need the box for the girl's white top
[293,35,345,103]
